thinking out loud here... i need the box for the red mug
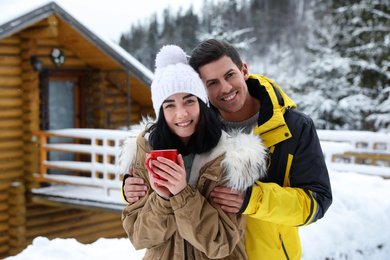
[145,149,178,180]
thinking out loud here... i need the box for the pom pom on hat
[151,45,208,118]
[155,45,187,70]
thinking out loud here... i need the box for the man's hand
[210,187,245,213]
[123,169,148,203]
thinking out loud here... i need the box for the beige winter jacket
[119,129,267,260]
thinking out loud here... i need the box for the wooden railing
[33,129,134,197]
[318,130,390,178]
[31,128,390,202]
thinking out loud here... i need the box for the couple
[119,39,332,260]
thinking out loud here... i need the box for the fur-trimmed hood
[118,121,267,192]
[208,129,267,191]
[118,118,150,176]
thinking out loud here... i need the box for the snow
[4,237,146,260]
[299,171,390,260]
[44,128,133,139]
[5,169,390,260]
[1,0,388,257]
[8,128,386,259]
[44,143,118,155]
[32,184,125,212]
[43,160,117,173]
[7,127,390,259]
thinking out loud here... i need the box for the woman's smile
[176,120,193,127]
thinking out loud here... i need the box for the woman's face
[162,93,200,145]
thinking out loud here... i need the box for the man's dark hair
[189,39,243,73]
[148,98,222,156]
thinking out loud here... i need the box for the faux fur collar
[118,121,267,192]
[189,130,267,191]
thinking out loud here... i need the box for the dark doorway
[40,70,86,174]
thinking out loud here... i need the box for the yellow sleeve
[243,180,318,226]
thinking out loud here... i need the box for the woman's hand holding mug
[145,149,187,197]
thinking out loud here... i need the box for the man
[122,39,332,260]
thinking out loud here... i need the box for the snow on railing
[33,128,135,198]
[318,130,390,178]
[31,128,390,206]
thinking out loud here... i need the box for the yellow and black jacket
[239,75,332,260]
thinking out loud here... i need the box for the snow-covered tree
[295,0,390,131]
[292,51,373,130]
[118,0,388,131]
[196,0,256,52]
[173,6,199,54]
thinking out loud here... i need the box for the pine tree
[196,0,256,51]
[161,8,176,46]
[145,14,160,69]
[295,0,390,131]
[346,1,390,130]
[119,22,148,66]
[175,6,199,53]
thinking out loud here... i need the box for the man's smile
[222,91,237,102]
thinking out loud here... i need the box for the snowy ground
[5,169,390,260]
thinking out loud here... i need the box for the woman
[119,45,267,260]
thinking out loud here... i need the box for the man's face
[198,56,249,122]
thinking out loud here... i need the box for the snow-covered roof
[0,1,154,86]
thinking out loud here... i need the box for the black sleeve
[121,173,131,203]
[238,186,253,214]
[288,111,333,222]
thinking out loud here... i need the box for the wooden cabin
[0,2,154,257]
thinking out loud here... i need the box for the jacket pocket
[144,241,169,259]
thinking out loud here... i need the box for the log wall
[25,202,126,245]
[0,33,26,258]
[0,35,24,183]
[0,183,10,258]
[0,14,148,258]
[88,72,149,128]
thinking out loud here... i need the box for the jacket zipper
[184,239,188,260]
[279,233,290,260]
[260,124,286,136]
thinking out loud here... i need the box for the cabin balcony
[31,128,134,211]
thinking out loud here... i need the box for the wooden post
[0,182,10,259]
[8,182,26,256]
[20,37,40,190]
[39,134,48,177]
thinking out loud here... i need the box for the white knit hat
[151,45,208,118]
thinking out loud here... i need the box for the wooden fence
[33,129,390,196]
[32,129,390,196]
[318,130,390,178]
[1,128,135,258]
[32,128,133,204]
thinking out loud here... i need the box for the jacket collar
[247,74,296,148]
